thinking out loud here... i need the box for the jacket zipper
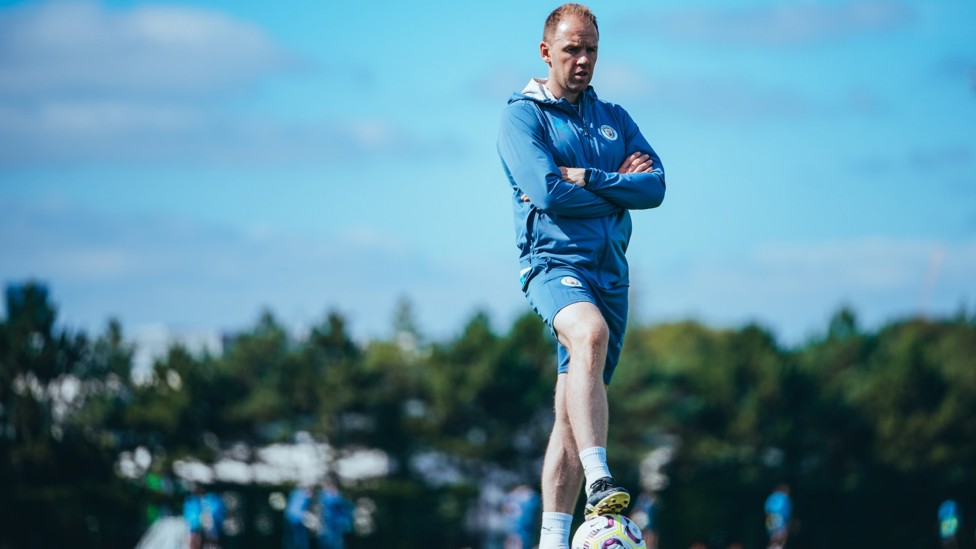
[573,95,610,286]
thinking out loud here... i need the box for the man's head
[540,3,599,103]
[543,3,598,43]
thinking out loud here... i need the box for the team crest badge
[561,276,582,288]
[599,125,618,141]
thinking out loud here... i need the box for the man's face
[541,15,598,101]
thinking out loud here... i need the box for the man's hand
[618,152,653,174]
[521,166,587,203]
[559,166,588,187]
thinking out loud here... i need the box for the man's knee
[554,302,609,351]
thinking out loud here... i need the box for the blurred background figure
[764,484,792,549]
[134,516,187,549]
[183,484,225,549]
[630,491,658,549]
[502,484,540,549]
[316,476,354,549]
[938,499,959,548]
[284,484,318,549]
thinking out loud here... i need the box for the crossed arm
[499,102,664,216]
[520,151,655,203]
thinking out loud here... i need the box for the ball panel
[571,514,647,549]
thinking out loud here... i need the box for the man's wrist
[583,168,600,188]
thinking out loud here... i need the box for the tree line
[1,281,974,548]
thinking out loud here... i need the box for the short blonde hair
[543,3,599,42]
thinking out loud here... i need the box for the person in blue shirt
[503,485,541,549]
[631,491,658,548]
[284,485,317,549]
[183,484,225,549]
[938,499,959,548]
[497,4,665,549]
[316,477,354,549]
[764,484,792,549]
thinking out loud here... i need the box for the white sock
[539,511,573,549]
[579,446,611,491]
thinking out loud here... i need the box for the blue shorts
[521,263,629,385]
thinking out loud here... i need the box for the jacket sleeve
[583,108,666,210]
[498,102,622,218]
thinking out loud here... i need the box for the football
[571,514,646,549]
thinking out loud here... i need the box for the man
[183,484,225,549]
[631,491,659,548]
[284,484,317,549]
[496,4,666,549]
[764,484,792,549]
[937,499,959,548]
[503,484,541,549]
[316,477,354,549]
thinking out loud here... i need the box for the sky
[1,0,974,357]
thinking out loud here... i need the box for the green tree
[0,283,142,548]
[424,311,552,479]
[612,320,788,547]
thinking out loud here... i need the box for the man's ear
[539,41,552,65]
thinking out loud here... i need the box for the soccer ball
[571,514,646,549]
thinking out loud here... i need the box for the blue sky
[1,0,974,350]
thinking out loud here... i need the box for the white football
[571,514,647,549]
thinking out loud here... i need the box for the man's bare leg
[541,374,584,512]
[538,374,583,549]
[553,302,609,452]
[538,302,630,548]
[553,301,629,518]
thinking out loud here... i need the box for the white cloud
[0,196,521,343]
[5,195,971,350]
[0,0,291,166]
[0,1,451,167]
[0,0,295,98]
[0,101,451,166]
[639,237,976,344]
[617,1,916,47]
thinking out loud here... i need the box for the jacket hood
[508,78,596,105]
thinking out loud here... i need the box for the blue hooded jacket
[498,79,665,289]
